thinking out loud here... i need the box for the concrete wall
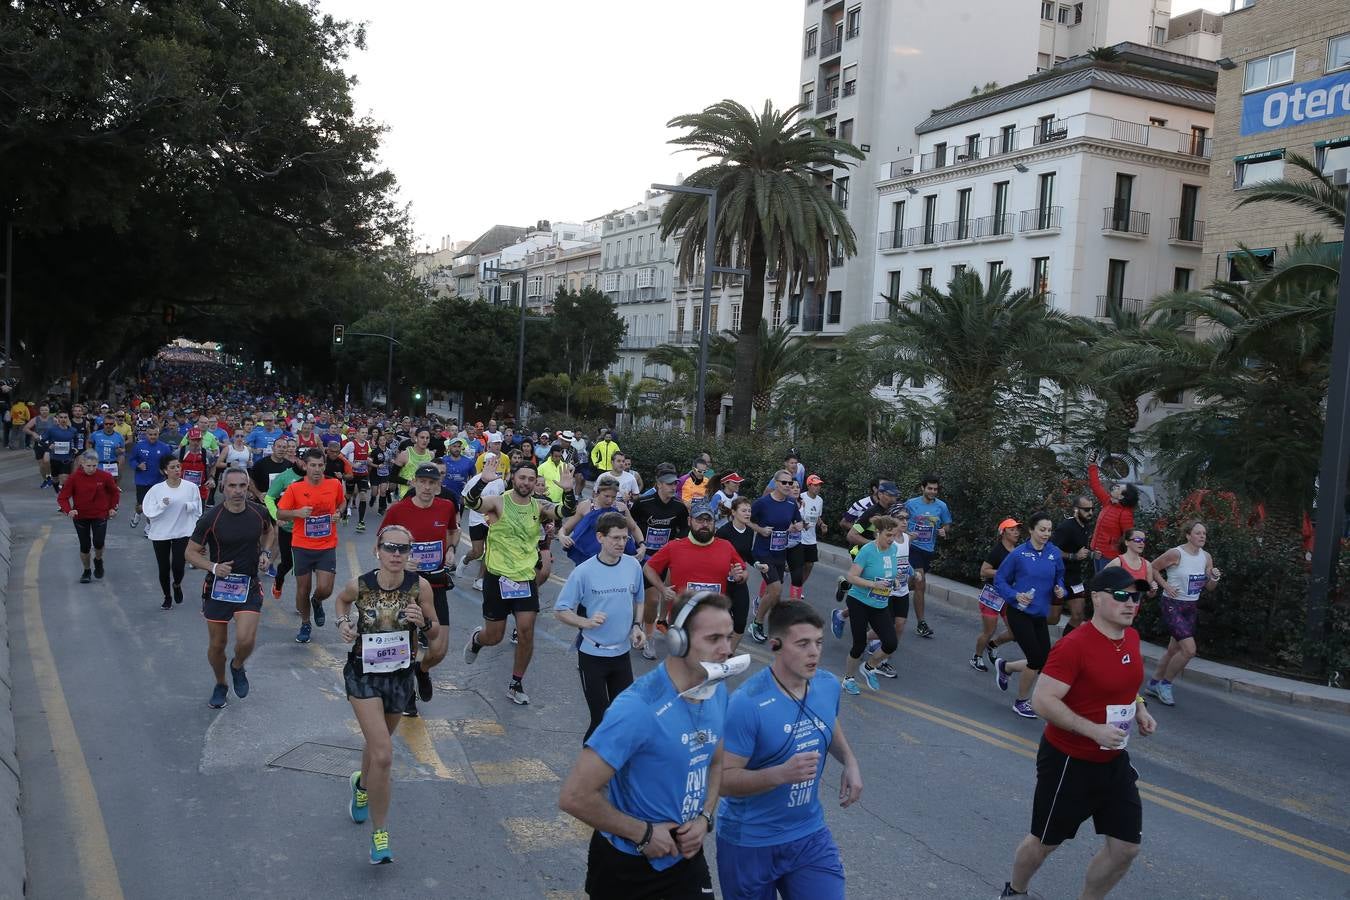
[0,507,26,899]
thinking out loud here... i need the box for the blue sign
[1241,71,1350,136]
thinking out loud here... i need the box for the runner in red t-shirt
[998,565,1158,900]
[642,500,747,650]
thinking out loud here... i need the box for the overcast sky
[317,0,1231,249]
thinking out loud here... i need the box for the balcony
[816,94,838,114]
[1018,206,1062,232]
[970,213,1015,240]
[1169,218,1205,244]
[1180,135,1213,158]
[1103,207,1150,237]
[878,230,907,251]
[615,289,669,305]
[1096,296,1148,318]
[801,311,825,332]
[820,36,842,56]
[619,334,665,350]
[667,330,698,346]
[887,159,916,179]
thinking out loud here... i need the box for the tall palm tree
[646,342,732,433]
[660,99,863,434]
[607,370,664,429]
[854,269,1080,444]
[709,320,817,421]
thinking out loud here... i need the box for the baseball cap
[878,481,899,496]
[689,499,714,519]
[806,474,823,485]
[656,462,679,484]
[187,428,202,440]
[99,403,110,410]
[997,517,1021,534]
[1090,566,1149,593]
[414,463,441,480]
[487,431,503,444]
[720,472,744,484]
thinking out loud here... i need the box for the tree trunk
[730,233,768,435]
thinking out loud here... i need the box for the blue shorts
[716,827,844,900]
[909,546,936,571]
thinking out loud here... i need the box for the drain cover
[268,742,363,778]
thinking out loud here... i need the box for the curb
[812,541,1350,716]
[0,504,25,899]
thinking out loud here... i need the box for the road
[3,450,1348,900]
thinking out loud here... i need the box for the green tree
[720,321,817,422]
[550,286,625,376]
[660,99,862,434]
[646,343,731,433]
[771,340,899,442]
[608,370,665,430]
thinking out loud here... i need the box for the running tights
[577,652,634,743]
[846,596,897,659]
[73,518,108,554]
[152,537,188,598]
[1005,605,1052,670]
[275,527,294,586]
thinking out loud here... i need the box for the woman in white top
[216,430,253,505]
[144,455,204,610]
[1147,520,1221,707]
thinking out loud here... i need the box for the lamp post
[337,327,401,414]
[1305,166,1350,677]
[651,183,750,437]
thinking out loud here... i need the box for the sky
[317,0,1231,250]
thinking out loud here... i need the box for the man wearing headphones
[559,590,734,900]
[717,601,862,899]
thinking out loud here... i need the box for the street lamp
[334,324,401,414]
[651,183,750,437]
[483,261,536,421]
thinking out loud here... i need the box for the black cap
[1089,567,1149,593]
[414,463,441,480]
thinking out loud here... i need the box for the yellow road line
[397,715,463,782]
[23,528,125,900]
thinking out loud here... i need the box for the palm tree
[660,99,863,434]
[854,269,1080,444]
[607,370,664,430]
[1236,151,1346,228]
[646,343,732,433]
[709,320,817,422]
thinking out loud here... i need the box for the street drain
[268,742,363,778]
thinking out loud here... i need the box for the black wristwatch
[699,810,714,832]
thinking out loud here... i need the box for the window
[1188,125,1209,156]
[802,83,815,106]
[1244,49,1294,92]
[1152,26,1166,45]
[676,306,685,334]
[1173,268,1192,291]
[846,6,861,39]
[1227,248,1275,282]
[1149,116,1168,127]
[1057,4,1070,24]
[827,291,842,324]
[603,273,620,292]
[804,27,818,57]
[956,188,972,239]
[993,181,1010,232]
[1317,138,1350,176]
[1036,171,1056,224]
[987,261,1004,283]
[932,141,948,169]
[922,195,937,244]
[839,118,854,143]
[1041,1,1054,20]
[887,270,903,302]
[1234,150,1285,188]
[1037,52,1052,71]
[1032,256,1050,295]
[1177,184,1200,241]
[1331,34,1350,72]
[963,134,981,160]
[787,294,801,326]
[1111,173,1134,229]
[1037,114,1059,143]
[636,268,654,288]
[835,175,850,209]
[919,268,933,288]
[952,264,967,279]
[1106,259,1127,300]
[692,304,701,332]
[911,372,927,389]
[709,303,718,330]
[1000,124,1017,153]
[527,276,543,297]
[890,200,905,233]
[731,304,741,331]
[1072,2,1082,24]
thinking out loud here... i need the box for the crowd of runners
[21,353,1229,898]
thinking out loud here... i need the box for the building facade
[599,194,676,380]
[1202,0,1349,282]
[520,243,602,315]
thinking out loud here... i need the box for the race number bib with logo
[210,574,252,604]
[304,514,333,539]
[869,579,893,603]
[353,461,368,474]
[645,527,671,552]
[787,529,802,547]
[1185,573,1207,598]
[376,465,390,477]
[896,559,912,581]
[410,541,444,573]
[51,441,71,457]
[769,530,789,552]
[978,583,1005,613]
[361,631,411,673]
[1098,702,1136,750]
[183,469,203,485]
[913,519,935,543]
[100,463,119,477]
[686,581,721,593]
[499,577,532,600]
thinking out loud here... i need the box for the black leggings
[726,581,750,634]
[275,527,294,585]
[847,596,897,659]
[1005,605,1052,670]
[577,652,634,743]
[152,537,188,599]
[73,518,108,554]
[786,544,807,588]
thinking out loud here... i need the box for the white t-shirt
[615,470,640,500]
[711,489,739,528]
[463,473,506,528]
[143,480,203,541]
[799,493,824,545]
[223,445,252,469]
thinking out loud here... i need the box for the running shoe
[860,665,881,692]
[641,643,657,661]
[129,512,140,527]
[296,622,312,644]
[230,664,249,698]
[916,620,934,639]
[208,684,228,709]
[1155,680,1175,706]
[970,654,989,673]
[79,570,92,584]
[356,521,366,533]
[266,564,277,579]
[446,561,457,575]
[510,627,518,645]
[369,828,392,865]
[830,608,845,639]
[271,584,283,600]
[986,643,999,667]
[866,638,881,655]
[173,583,183,604]
[160,597,172,610]
[999,883,1033,898]
[93,559,104,579]
[994,657,1009,692]
[40,477,52,489]
[472,578,483,592]
[875,661,898,679]
[1012,699,1037,719]
[842,677,861,696]
[463,626,481,664]
[415,664,433,702]
[311,596,325,627]
[403,699,419,718]
[834,576,848,604]
[507,679,529,705]
[748,621,767,644]
[349,771,368,824]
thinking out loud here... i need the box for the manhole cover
[268,742,363,778]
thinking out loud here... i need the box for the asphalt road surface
[4,451,1348,899]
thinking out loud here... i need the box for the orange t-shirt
[278,477,346,550]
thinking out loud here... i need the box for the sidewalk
[812,542,1350,716]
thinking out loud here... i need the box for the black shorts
[481,571,540,621]
[469,522,488,542]
[909,546,937,571]
[726,581,750,634]
[1031,736,1142,846]
[49,459,73,477]
[888,592,910,619]
[33,443,45,460]
[430,582,450,626]
[1006,605,1052,670]
[350,476,370,493]
[292,546,337,576]
[343,658,416,715]
[755,557,787,585]
[201,583,264,623]
[800,544,819,563]
[135,483,153,506]
[585,830,713,900]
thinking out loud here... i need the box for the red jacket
[1088,463,1133,559]
[57,468,121,520]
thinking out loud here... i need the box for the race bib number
[769,529,788,552]
[361,631,411,673]
[787,529,802,547]
[869,580,892,603]
[979,584,1005,613]
[304,514,333,539]
[686,581,721,593]
[100,463,119,477]
[183,469,203,485]
[646,527,670,552]
[376,465,390,477]
[896,560,912,581]
[51,441,71,456]
[1099,702,1136,750]
[410,540,443,572]
[1185,573,1207,598]
[210,574,252,604]
[353,461,368,474]
[913,519,935,543]
[1070,583,1085,597]
[498,577,532,600]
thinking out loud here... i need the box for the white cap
[487,431,503,444]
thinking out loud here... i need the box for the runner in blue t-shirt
[746,471,803,644]
[42,411,81,492]
[129,425,177,527]
[718,601,861,900]
[245,419,285,462]
[438,444,476,511]
[559,592,733,899]
[903,474,954,640]
[89,420,126,482]
[842,513,906,694]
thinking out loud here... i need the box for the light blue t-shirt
[245,426,283,460]
[554,554,644,657]
[847,541,901,609]
[586,665,728,871]
[717,667,840,847]
[89,430,125,464]
[904,496,952,551]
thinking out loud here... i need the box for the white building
[599,193,676,381]
[871,43,1215,426]
[796,0,1194,335]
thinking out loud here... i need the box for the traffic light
[413,388,423,401]
[332,324,344,346]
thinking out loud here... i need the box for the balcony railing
[1016,206,1061,232]
[816,95,838,113]
[820,36,842,56]
[801,312,825,332]
[845,24,860,39]
[888,159,916,179]
[614,289,669,304]
[667,330,697,346]
[1181,135,1213,158]
[842,81,856,97]
[971,213,1015,239]
[878,230,906,250]
[1103,207,1150,236]
[619,334,665,350]
[1169,217,1205,243]
[1096,296,1148,318]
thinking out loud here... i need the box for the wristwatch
[699,811,715,832]
[635,821,654,854]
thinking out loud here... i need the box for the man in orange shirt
[277,448,346,644]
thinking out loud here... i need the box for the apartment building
[1202,0,1349,282]
[598,193,676,380]
[519,243,602,315]
[443,225,529,300]
[796,0,1188,335]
